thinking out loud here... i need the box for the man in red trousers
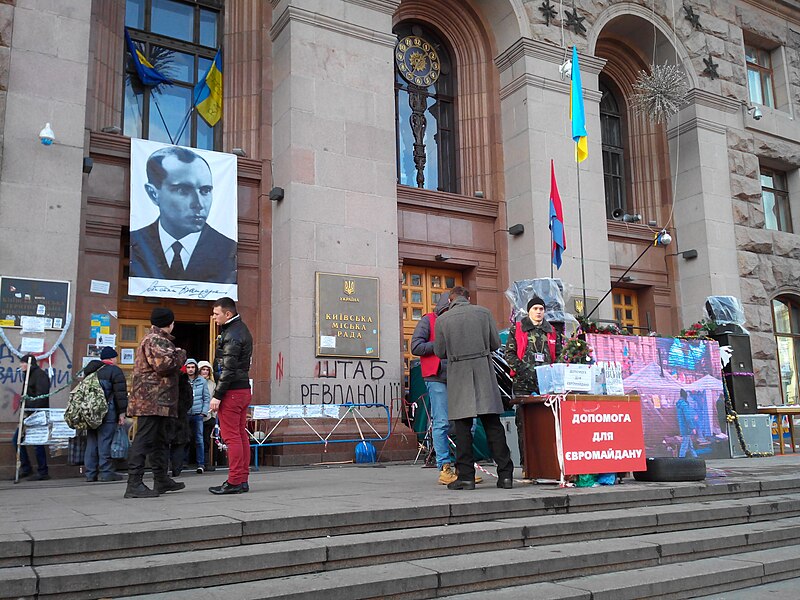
[208,297,253,495]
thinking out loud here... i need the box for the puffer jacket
[128,326,187,417]
[84,359,128,416]
[213,315,252,399]
[188,376,211,416]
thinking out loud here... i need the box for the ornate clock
[395,35,441,87]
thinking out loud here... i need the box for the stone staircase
[4,475,800,599]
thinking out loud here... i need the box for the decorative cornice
[345,0,400,15]
[89,132,263,182]
[740,0,800,27]
[397,185,498,220]
[667,116,728,140]
[500,72,602,102]
[85,219,122,238]
[684,88,742,114]
[495,38,606,75]
[270,4,396,46]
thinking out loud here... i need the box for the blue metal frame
[245,403,392,469]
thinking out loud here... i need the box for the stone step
[110,524,800,600]
[11,476,800,567]
[23,503,800,599]
[444,544,800,599]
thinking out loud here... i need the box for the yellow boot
[438,463,458,485]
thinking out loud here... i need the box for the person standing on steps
[124,308,187,499]
[434,286,514,490]
[209,297,253,495]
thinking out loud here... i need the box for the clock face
[395,35,441,87]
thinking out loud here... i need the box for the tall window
[124,0,221,149]
[394,24,456,192]
[745,44,774,108]
[761,168,791,232]
[773,297,800,404]
[600,83,626,219]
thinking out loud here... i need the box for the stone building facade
[1,0,799,468]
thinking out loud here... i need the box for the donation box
[518,395,646,479]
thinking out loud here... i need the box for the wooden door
[401,267,462,382]
[612,288,640,331]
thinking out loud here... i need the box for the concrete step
[10,476,800,567]
[444,545,800,599]
[110,524,800,600]
[23,499,800,599]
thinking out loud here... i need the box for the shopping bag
[111,425,130,459]
[68,431,87,465]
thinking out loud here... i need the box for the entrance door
[612,288,640,331]
[401,266,462,382]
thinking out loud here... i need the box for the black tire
[633,457,706,482]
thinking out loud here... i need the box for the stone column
[667,90,743,326]
[496,39,611,318]
[0,0,91,415]
[270,0,402,405]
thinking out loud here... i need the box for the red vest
[419,312,441,378]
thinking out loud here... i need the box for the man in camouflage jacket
[124,307,187,498]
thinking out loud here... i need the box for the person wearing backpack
[125,308,187,499]
[83,347,128,483]
[12,354,51,480]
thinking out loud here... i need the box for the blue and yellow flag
[125,29,170,87]
[195,50,223,126]
[569,46,588,163]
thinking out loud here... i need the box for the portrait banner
[128,139,238,300]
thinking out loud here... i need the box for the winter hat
[99,347,118,360]
[150,307,175,328]
[198,360,213,371]
[185,358,198,367]
[20,353,38,366]
[527,296,546,312]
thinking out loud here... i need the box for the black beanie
[150,307,175,328]
[527,296,545,312]
[100,347,118,360]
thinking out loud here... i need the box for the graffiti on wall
[0,343,73,422]
[301,359,402,405]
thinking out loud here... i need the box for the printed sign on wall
[128,138,238,300]
[316,273,380,358]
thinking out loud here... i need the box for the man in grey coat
[434,286,513,490]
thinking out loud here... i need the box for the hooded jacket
[22,361,51,409]
[410,294,450,383]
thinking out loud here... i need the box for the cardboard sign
[559,396,646,475]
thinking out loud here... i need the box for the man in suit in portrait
[130,146,237,284]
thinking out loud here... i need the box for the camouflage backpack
[64,371,109,430]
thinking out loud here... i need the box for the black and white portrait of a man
[129,140,238,300]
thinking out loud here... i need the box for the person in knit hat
[504,295,562,474]
[82,347,128,482]
[124,307,186,498]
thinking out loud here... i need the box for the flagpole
[576,155,587,314]
[550,221,554,279]
[150,93,175,144]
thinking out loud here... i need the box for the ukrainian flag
[569,46,588,163]
[125,29,170,87]
[195,50,223,126]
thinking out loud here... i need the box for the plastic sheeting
[505,278,579,336]
[704,296,748,335]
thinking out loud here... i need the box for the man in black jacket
[83,347,128,482]
[209,297,253,495]
[13,354,51,480]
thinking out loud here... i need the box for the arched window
[773,296,800,404]
[600,82,626,219]
[394,23,456,192]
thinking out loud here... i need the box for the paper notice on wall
[50,421,76,440]
[20,316,46,333]
[22,427,49,445]
[320,336,336,348]
[20,337,45,353]
[120,348,135,365]
[36,304,46,316]
[97,333,116,347]
[90,280,111,294]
